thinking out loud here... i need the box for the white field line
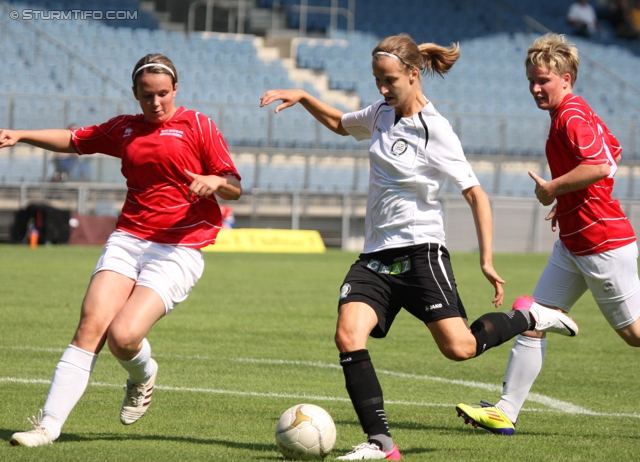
[2,347,639,419]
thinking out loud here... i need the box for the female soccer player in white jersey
[456,33,640,436]
[260,34,578,460]
[2,53,242,447]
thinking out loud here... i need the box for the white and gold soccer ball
[275,403,337,460]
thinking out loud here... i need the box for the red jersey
[546,94,635,255]
[71,107,241,248]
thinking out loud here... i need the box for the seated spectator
[632,0,640,30]
[220,205,235,228]
[610,0,640,39]
[567,0,601,37]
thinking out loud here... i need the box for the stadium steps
[254,35,359,112]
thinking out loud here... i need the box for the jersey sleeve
[426,116,480,191]
[70,115,129,158]
[562,111,611,165]
[196,113,241,180]
[595,115,623,161]
[341,101,382,141]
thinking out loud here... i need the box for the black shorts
[338,243,467,338]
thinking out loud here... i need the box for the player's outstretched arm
[0,129,74,152]
[259,89,349,136]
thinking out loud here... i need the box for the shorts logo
[603,281,615,292]
[340,283,351,299]
[427,303,443,311]
[367,258,411,275]
[123,127,133,138]
[391,139,408,156]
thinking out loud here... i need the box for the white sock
[41,345,98,441]
[117,338,153,384]
[496,334,546,424]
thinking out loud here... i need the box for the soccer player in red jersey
[1,54,242,447]
[456,33,640,436]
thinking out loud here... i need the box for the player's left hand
[481,263,505,308]
[528,170,555,206]
[184,169,224,201]
[545,204,558,232]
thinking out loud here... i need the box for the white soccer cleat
[10,409,53,447]
[336,442,401,460]
[529,304,579,336]
[120,358,158,425]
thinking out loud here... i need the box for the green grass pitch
[0,245,638,461]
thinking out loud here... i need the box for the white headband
[374,51,414,68]
[133,63,175,80]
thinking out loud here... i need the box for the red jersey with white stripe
[71,107,240,248]
[547,94,635,255]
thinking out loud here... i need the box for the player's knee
[334,328,351,352]
[107,327,140,358]
[334,327,365,353]
[73,316,111,347]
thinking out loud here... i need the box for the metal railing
[2,181,640,252]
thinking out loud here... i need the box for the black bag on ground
[11,204,70,244]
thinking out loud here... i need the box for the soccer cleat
[512,295,535,311]
[512,295,579,336]
[336,442,401,460]
[456,401,515,436]
[120,358,158,425]
[10,409,53,447]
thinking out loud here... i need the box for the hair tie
[133,63,175,80]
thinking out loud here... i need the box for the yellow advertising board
[202,228,326,253]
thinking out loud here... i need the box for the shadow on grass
[0,429,15,443]
[382,419,640,441]
[1,428,275,448]
[1,425,433,458]
[70,432,280,449]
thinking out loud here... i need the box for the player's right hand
[528,170,556,206]
[259,89,305,113]
[0,129,19,149]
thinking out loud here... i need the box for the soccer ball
[275,403,336,460]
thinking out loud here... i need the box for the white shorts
[93,230,205,313]
[533,240,640,329]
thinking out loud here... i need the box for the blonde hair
[372,34,460,78]
[525,33,579,85]
[131,53,178,86]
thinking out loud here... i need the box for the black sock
[369,433,394,452]
[339,349,391,438]
[470,310,531,357]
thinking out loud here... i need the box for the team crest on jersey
[391,139,408,156]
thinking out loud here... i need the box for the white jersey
[342,99,480,253]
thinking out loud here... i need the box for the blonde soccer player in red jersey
[457,33,640,435]
[2,53,242,447]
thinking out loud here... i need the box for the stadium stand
[1,0,639,192]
